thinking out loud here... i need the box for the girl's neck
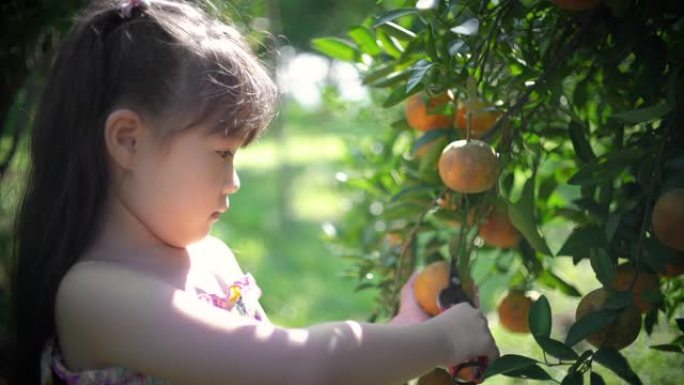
[81,193,191,278]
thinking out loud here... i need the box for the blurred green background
[1,1,683,384]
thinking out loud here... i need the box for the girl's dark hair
[11,0,278,383]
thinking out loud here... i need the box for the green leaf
[677,318,684,332]
[375,21,416,41]
[603,291,634,310]
[484,354,538,378]
[565,309,618,346]
[508,177,552,255]
[449,40,466,55]
[529,295,551,338]
[383,85,418,108]
[406,60,434,93]
[376,29,403,58]
[381,201,425,220]
[538,270,582,297]
[590,372,607,385]
[535,336,579,361]
[649,344,684,354]
[593,348,642,385]
[568,149,644,186]
[416,0,438,10]
[589,248,614,286]
[390,185,434,204]
[503,364,553,381]
[373,8,418,27]
[450,18,480,35]
[347,26,381,56]
[366,69,412,88]
[569,122,595,163]
[412,129,449,153]
[557,225,606,260]
[311,37,358,62]
[605,213,620,242]
[561,371,584,385]
[612,103,672,124]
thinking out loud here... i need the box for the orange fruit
[452,365,483,384]
[454,98,502,139]
[610,264,660,313]
[405,93,453,131]
[438,140,500,194]
[552,0,600,11]
[385,233,402,247]
[414,260,450,316]
[497,290,533,333]
[575,288,641,350]
[479,204,521,249]
[417,368,452,385]
[652,188,684,251]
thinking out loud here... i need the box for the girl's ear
[104,109,145,170]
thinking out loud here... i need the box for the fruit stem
[466,75,478,142]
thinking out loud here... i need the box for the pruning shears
[437,257,488,384]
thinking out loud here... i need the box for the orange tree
[314,0,684,383]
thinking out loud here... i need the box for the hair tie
[121,0,150,19]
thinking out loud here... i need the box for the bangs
[177,22,279,146]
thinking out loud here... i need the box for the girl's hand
[426,302,499,368]
[389,272,431,325]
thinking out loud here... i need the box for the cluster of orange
[404,99,684,367]
[405,88,523,338]
[397,1,684,382]
[406,91,520,245]
[494,188,684,349]
[572,189,684,351]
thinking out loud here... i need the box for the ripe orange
[610,264,660,313]
[438,140,500,194]
[552,0,600,11]
[575,288,641,350]
[405,92,453,131]
[479,204,521,249]
[652,188,684,251]
[454,98,501,139]
[417,368,452,385]
[497,290,533,333]
[414,260,450,316]
[452,365,483,384]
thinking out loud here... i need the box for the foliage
[316,0,684,383]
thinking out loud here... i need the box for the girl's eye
[216,150,234,159]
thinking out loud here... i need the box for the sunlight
[276,47,368,108]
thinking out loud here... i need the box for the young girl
[12,0,499,384]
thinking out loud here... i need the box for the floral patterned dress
[40,273,266,385]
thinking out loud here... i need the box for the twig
[390,188,448,313]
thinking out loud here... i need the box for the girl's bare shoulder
[194,235,244,276]
[54,251,263,383]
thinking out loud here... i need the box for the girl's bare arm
[56,262,496,385]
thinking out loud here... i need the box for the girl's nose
[224,168,240,195]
